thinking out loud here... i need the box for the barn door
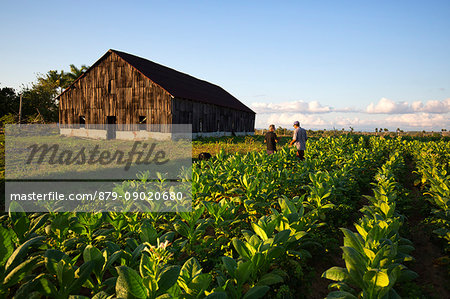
[106,116,116,139]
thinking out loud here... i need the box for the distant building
[58,49,255,139]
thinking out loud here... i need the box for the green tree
[20,83,58,122]
[36,70,67,95]
[64,64,89,85]
[0,64,87,124]
[36,64,89,95]
[0,86,19,118]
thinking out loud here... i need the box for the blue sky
[1,0,449,130]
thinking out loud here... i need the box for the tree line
[0,64,88,126]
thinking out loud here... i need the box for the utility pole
[18,93,23,127]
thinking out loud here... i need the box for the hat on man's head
[293,121,300,126]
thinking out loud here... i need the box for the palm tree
[64,64,89,87]
[37,70,68,95]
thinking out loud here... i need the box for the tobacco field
[0,135,449,298]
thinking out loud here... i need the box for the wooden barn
[58,49,255,139]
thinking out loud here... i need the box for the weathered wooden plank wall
[59,52,172,131]
[172,98,255,133]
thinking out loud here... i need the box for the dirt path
[307,194,370,298]
[307,247,345,299]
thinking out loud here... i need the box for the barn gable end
[59,51,173,132]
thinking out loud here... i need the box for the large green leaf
[251,223,268,241]
[354,224,368,240]
[157,265,181,295]
[44,249,70,275]
[340,228,364,254]
[116,266,147,299]
[251,252,265,271]
[235,261,252,284]
[187,273,212,296]
[278,197,296,215]
[173,221,190,238]
[221,256,237,277]
[179,257,210,295]
[180,257,202,280]
[36,275,58,297]
[363,270,389,287]
[0,226,14,268]
[83,245,104,264]
[3,256,41,287]
[140,223,158,244]
[341,247,366,287]
[242,285,269,299]
[273,230,291,245]
[267,246,285,260]
[379,202,391,218]
[256,273,283,286]
[12,273,47,298]
[55,259,74,288]
[8,205,30,241]
[105,250,123,273]
[83,245,105,279]
[232,239,251,260]
[5,236,45,274]
[69,261,96,294]
[322,267,349,282]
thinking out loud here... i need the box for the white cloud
[252,98,450,131]
[251,100,355,114]
[366,98,450,114]
[256,113,328,129]
[366,98,412,114]
[419,99,450,113]
[255,112,450,131]
[256,113,374,129]
[384,113,449,128]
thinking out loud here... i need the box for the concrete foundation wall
[60,128,107,139]
[115,130,171,141]
[60,128,253,140]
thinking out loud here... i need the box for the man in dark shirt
[264,124,278,154]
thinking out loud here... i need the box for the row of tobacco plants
[411,139,450,253]
[0,136,448,298]
[323,150,418,298]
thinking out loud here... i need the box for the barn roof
[59,49,255,114]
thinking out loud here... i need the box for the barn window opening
[199,119,203,132]
[139,116,147,130]
[79,116,86,128]
[108,80,113,94]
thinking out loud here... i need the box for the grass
[5,133,191,180]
